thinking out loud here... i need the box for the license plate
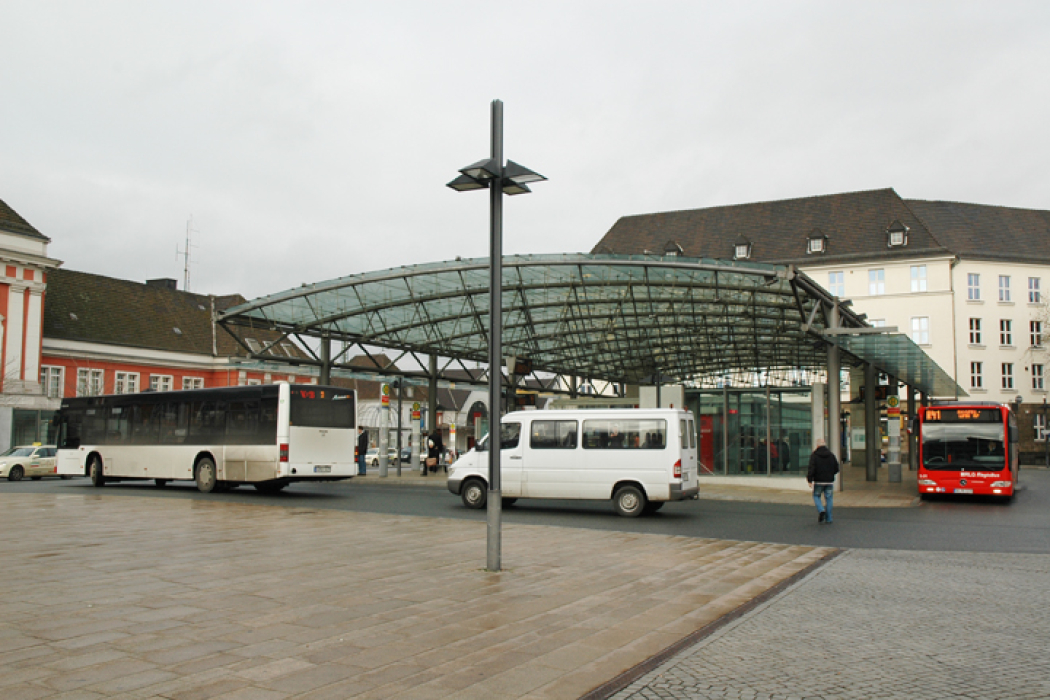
[314,465,331,473]
[954,488,973,494]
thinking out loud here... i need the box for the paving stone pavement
[609,549,1050,700]
[0,493,829,700]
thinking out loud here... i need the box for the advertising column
[379,383,390,477]
[411,402,421,474]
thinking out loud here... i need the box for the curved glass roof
[217,253,964,396]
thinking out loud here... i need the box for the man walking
[807,438,839,523]
[357,427,369,476]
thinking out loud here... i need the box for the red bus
[917,403,1018,499]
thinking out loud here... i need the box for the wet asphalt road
[5,468,1049,554]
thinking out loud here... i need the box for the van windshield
[476,423,521,452]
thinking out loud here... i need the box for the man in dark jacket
[807,439,840,523]
[357,427,369,476]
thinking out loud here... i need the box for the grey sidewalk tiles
[0,493,829,699]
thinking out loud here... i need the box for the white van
[447,408,699,516]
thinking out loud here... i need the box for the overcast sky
[2,1,1048,299]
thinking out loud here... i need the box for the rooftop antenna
[176,217,198,291]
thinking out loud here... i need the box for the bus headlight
[918,479,937,486]
[990,481,1012,488]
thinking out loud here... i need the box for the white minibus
[447,408,699,516]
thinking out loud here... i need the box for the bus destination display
[923,408,999,423]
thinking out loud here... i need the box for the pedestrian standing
[425,429,444,475]
[807,438,839,523]
[357,427,369,476]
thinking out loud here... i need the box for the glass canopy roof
[217,253,965,397]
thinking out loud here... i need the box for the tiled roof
[904,199,1050,264]
[593,188,952,264]
[44,268,303,358]
[0,197,49,242]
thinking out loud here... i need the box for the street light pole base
[486,488,502,572]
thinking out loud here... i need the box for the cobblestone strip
[608,549,1050,700]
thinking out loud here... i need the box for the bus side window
[190,400,225,444]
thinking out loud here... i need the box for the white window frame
[1002,363,1014,390]
[969,318,982,345]
[868,269,885,296]
[1000,319,1013,346]
[1032,321,1043,348]
[114,371,139,395]
[910,265,927,292]
[734,243,750,260]
[807,237,825,254]
[970,362,983,389]
[911,317,930,345]
[41,366,64,399]
[182,377,204,390]
[149,375,173,392]
[1033,364,1044,391]
[828,271,844,297]
[1029,277,1041,303]
[999,275,1011,302]
[968,273,981,301]
[1035,413,1047,442]
[76,368,104,397]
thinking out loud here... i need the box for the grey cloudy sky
[2,1,1048,299]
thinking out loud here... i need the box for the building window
[114,372,138,394]
[733,243,751,260]
[969,318,982,345]
[1000,319,1013,346]
[1002,363,1014,390]
[40,366,64,399]
[807,236,826,254]
[971,362,983,389]
[1035,413,1047,441]
[76,368,104,397]
[1033,364,1045,391]
[911,317,930,345]
[968,273,981,300]
[999,275,1011,302]
[887,221,908,247]
[870,319,887,327]
[868,269,885,295]
[244,338,262,354]
[182,377,204,390]
[280,342,298,358]
[1032,321,1043,347]
[910,265,927,292]
[150,375,173,392]
[1029,277,1041,303]
[828,271,844,297]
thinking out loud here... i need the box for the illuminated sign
[923,407,1000,423]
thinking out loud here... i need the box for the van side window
[530,420,577,449]
[688,420,696,449]
[500,423,521,449]
[582,419,667,449]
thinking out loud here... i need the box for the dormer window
[663,240,684,257]
[807,229,828,254]
[887,220,909,247]
[733,236,752,260]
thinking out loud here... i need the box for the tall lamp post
[447,99,545,572]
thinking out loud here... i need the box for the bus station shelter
[216,253,964,479]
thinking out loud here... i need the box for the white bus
[54,383,356,493]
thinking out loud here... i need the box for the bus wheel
[461,479,487,509]
[89,458,105,487]
[195,458,217,493]
[155,479,168,488]
[7,465,24,482]
[613,485,647,517]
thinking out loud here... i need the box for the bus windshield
[922,422,1005,471]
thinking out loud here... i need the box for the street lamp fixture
[447,99,545,573]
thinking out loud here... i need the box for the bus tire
[461,479,487,509]
[7,465,24,482]
[613,485,647,517]
[195,458,217,493]
[89,457,105,487]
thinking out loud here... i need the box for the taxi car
[1,445,65,481]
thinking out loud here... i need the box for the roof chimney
[146,278,178,291]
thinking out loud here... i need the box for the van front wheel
[461,479,487,509]
[613,485,647,517]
